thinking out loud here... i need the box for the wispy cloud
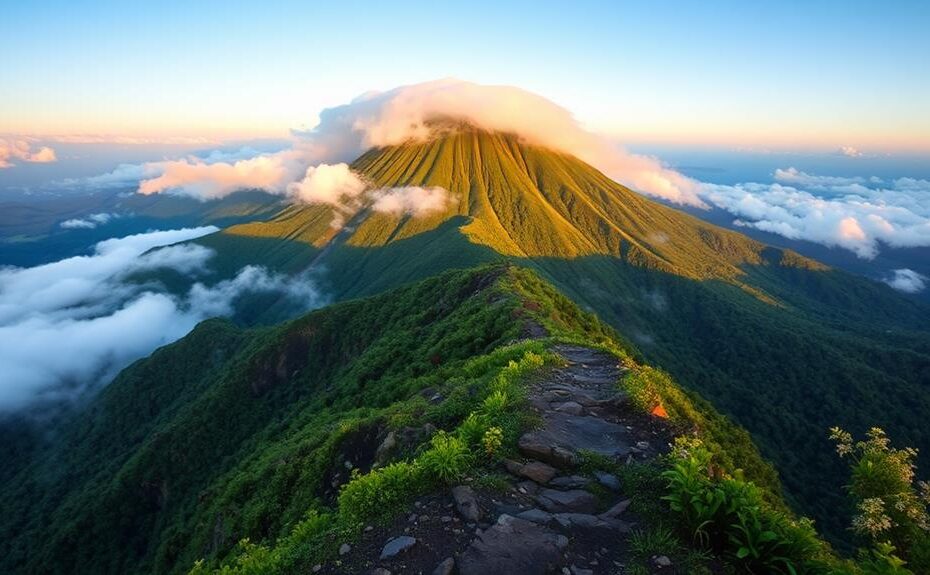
[884,268,927,293]
[370,186,452,216]
[838,146,863,158]
[60,212,119,230]
[0,137,57,169]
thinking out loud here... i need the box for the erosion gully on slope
[320,344,674,575]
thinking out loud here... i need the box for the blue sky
[2,0,929,151]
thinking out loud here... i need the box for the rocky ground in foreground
[316,345,676,574]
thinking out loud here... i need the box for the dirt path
[323,344,673,575]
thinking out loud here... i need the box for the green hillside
[0,265,781,574]
[181,128,930,542]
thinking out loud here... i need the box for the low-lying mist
[0,227,326,413]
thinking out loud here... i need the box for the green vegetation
[830,428,930,572]
[171,128,930,545]
[650,428,930,574]
[187,344,551,574]
[4,125,929,573]
[0,264,818,574]
[0,265,533,574]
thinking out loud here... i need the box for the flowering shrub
[481,426,503,458]
[830,427,930,571]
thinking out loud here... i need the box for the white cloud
[60,212,118,229]
[0,227,326,412]
[370,186,452,216]
[52,147,282,193]
[122,79,702,206]
[137,150,306,199]
[838,146,863,157]
[287,162,367,206]
[0,137,57,168]
[701,172,930,259]
[884,269,927,293]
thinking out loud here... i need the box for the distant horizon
[3,1,930,154]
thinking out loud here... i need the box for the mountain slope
[181,128,930,541]
[0,265,783,574]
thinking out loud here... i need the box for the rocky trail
[319,345,674,575]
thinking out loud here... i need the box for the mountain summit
[208,128,818,288]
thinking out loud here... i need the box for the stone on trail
[516,507,553,524]
[432,557,455,575]
[553,401,585,415]
[518,460,558,483]
[535,488,598,513]
[452,485,482,522]
[517,479,540,495]
[379,535,416,559]
[594,470,621,491]
[599,498,631,519]
[548,475,590,489]
[519,412,631,465]
[457,514,568,575]
[552,513,611,529]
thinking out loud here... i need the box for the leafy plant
[419,432,473,484]
[630,525,681,558]
[661,437,826,574]
[338,461,427,525]
[855,543,913,575]
[831,427,929,572]
[481,426,503,458]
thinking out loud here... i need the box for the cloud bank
[700,170,930,259]
[0,137,57,169]
[0,227,326,412]
[102,79,700,206]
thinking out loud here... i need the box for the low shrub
[662,437,828,574]
[419,431,473,484]
[831,427,930,573]
[338,461,427,525]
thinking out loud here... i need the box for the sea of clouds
[0,227,325,412]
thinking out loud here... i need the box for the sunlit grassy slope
[201,130,822,285]
[187,128,930,542]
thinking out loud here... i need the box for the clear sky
[2,0,929,152]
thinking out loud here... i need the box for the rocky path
[323,345,672,575]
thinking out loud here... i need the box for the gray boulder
[536,488,598,513]
[379,535,416,559]
[458,514,568,575]
[452,485,482,522]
